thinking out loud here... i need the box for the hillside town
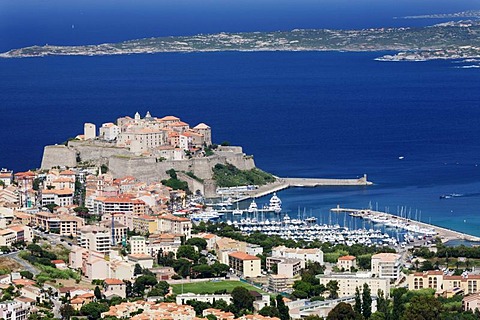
[80,112,212,159]
[0,115,480,320]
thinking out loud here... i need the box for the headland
[2,20,480,61]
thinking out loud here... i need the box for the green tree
[80,302,109,320]
[185,237,207,250]
[376,289,388,316]
[60,304,75,320]
[259,305,281,318]
[192,264,213,278]
[134,263,143,276]
[327,280,339,299]
[369,312,385,320]
[354,287,362,315]
[401,295,442,320]
[173,258,193,278]
[176,245,199,262]
[304,316,323,320]
[391,288,407,320]
[327,302,357,320]
[231,286,254,313]
[276,294,290,320]
[211,262,230,277]
[362,283,372,319]
[133,275,158,296]
[20,270,34,279]
[94,286,102,300]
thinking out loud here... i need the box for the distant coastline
[2,20,480,62]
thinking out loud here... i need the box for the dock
[331,206,480,243]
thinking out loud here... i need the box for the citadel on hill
[82,111,212,157]
[41,112,256,197]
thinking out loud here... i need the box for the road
[3,251,40,275]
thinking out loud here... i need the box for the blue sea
[2,0,480,236]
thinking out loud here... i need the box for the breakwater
[230,174,372,201]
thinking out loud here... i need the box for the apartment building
[371,253,401,280]
[228,251,261,278]
[157,214,192,240]
[317,272,390,298]
[77,225,111,253]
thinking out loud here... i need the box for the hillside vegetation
[212,164,275,187]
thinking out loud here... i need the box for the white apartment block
[0,300,29,320]
[317,272,390,298]
[271,246,324,265]
[41,188,74,207]
[371,253,401,280]
[130,236,147,255]
[100,123,120,141]
[77,226,111,253]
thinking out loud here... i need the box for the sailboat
[232,201,243,215]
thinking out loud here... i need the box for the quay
[331,206,480,243]
[227,174,372,202]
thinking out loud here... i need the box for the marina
[330,206,480,243]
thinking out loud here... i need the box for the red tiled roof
[228,251,260,261]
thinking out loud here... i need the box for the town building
[104,278,126,299]
[157,214,192,239]
[77,225,111,253]
[407,270,480,295]
[337,255,357,271]
[463,293,480,312]
[176,293,232,305]
[371,253,401,280]
[0,300,30,320]
[0,169,14,187]
[317,272,390,298]
[41,188,74,207]
[84,123,96,140]
[271,246,324,265]
[101,301,196,319]
[130,236,147,255]
[268,274,290,293]
[100,123,120,141]
[228,251,261,278]
[133,215,157,235]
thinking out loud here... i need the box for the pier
[331,206,480,243]
[222,174,372,202]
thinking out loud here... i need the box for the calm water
[1,0,480,235]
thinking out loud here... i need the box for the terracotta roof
[160,214,190,222]
[70,297,85,304]
[60,170,76,175]
[159,116,180,121]
[338,255,356,261]
[228,251,260,261]
[193,123,210,129]
[51,260,66,264]
[371,253,401,261]
[13,279,35,286]
[104,278,124,285]
[42,188,74,195]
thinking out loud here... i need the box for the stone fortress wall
[41,142,256,197]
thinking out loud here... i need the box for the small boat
[440,193,463,199]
